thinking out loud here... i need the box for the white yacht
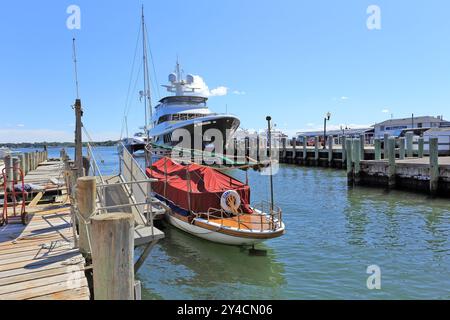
[121,130,147,154]
[148,62,240,153]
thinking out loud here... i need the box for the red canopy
[146,158,252,214]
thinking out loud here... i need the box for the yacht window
[171,113,205,121]
[158,115,171,124]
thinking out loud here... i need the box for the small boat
[146,157,285,245]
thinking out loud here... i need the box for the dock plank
[0,160,90,300]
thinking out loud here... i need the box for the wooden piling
[4,155,13,190]
[12,157,19,183]
[383,133,389,159]
[399,137,405,160]
[91,213,135,300]
[281,137,287,160]
[314,136,319,165]
[292,137,297,163]
[406,132,414,158]
[374,138,381,160]
[18,154,25,176]
[346,139,353,185]
[352,139,361,184]
[429,137,439,196]
[302,136,307,161]
[360,134,365,160]
[76,176,97,257]
[341,136,346,164]
[418,137,424,158]
[328,135,333,166]
[388,137,396,188]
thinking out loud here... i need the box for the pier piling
[374,138,381,160]
[341,136,347,164]
[388,137,396,188]
[302,136,307,161]
[418,137,424,158]
[328,135,333,166]
[399,137,406,160]
[292,137,297,163]
[91,212,135,300]
[383,133,389,159]
[429,137,439,196]
[314,136,319,166]
[406,132,414,158]
[360,134,365,160]
[346,139,353,185]
[76,176,97,257]
[352,139,361,185]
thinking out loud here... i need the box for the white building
[423,128,450,153]
[374,116,449,138]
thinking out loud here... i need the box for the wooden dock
[0,159,89,300]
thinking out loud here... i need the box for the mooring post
[399,137,406,160]
[383,133,389,159]
[360,134,365,160]
[256,135,260,162]
[91,213,135,300]
[374,138,381,160]
[346,139,353,185]
[302,136,307,161]
[406,132,414,158]
[281,137,287,162]
[418,137,424,158]
[341,136,346,164]
[429,137,439,196]
[388,137,396,188]
[314,136,319,165]
[76,176,97,257]
[18,154,25,176]
[244,137,250,164]
[4,155,13,191]
[12,157,20,184]
[328,135,333,166]
[352,139,361,185]
[292,137,297,164]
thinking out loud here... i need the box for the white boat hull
[166,214,266,246]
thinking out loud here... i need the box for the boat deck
[208,214,272,231]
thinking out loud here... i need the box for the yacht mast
[141,5,152,130]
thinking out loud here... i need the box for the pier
[278,136,450,196]
[0,146,167,300]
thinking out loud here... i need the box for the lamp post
[266,116,274,212]
[323,112,331,149]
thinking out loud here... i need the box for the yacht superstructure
[148,62,240,153]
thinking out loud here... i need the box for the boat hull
[166,213,268,246]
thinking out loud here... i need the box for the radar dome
[186,74,194,84]
[168,73,177,83]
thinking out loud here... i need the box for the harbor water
[25,146,450,299]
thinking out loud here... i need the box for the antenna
[72,38,80,99]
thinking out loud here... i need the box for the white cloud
[340,96,349,100]
[381,109,390,113]
[233,90,246,95]
[17,124,25,127]
[192,75,228,97]
[210,86,228,97]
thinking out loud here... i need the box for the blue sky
[0,0,449,142]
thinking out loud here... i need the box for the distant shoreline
[0,140,119,148]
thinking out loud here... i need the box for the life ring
[220,190,241,214]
